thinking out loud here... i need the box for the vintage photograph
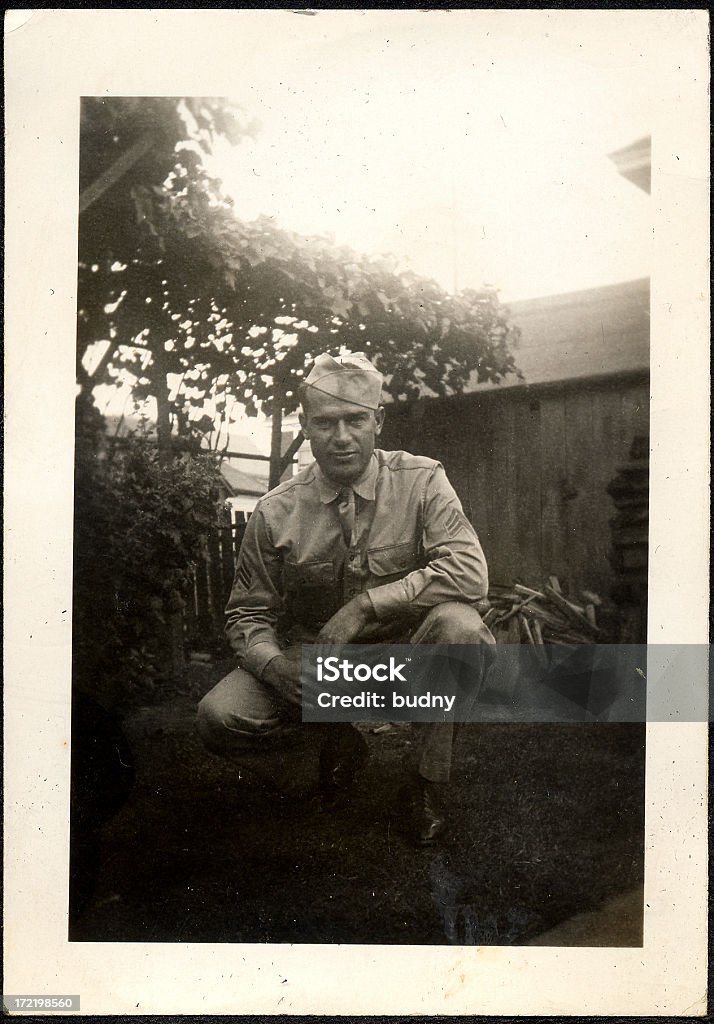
[4,7,708,1015]
[68,18,654,948]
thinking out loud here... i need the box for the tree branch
[269,393,284,491]
[79,131,156,215]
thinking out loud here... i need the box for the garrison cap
[303,352,383,410]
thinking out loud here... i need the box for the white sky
[96,11,655,442]
[212,11,653,302]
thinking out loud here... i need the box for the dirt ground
[70,662,645,946]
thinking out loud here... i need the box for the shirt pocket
[283,560,338,626]
[367,542,417,584]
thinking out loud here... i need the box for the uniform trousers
[197,602,495,787]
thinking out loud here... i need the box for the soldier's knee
[196,687,232,752]
[422,601,495,645]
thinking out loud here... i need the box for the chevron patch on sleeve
[444,506,472,537]
[236,562,252,590]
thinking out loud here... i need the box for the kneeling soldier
[198,351,494,844]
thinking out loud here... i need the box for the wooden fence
[380,372,650,603]
[185,509,250,652]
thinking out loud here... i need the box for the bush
[73,400,223,706]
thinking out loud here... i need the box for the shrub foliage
[73,400,223,704]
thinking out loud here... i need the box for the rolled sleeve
[367,579,410,620]
[243,640,284,679]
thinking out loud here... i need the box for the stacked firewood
[364,577,609,733]
[483,576,610,645]
[607,435,649,642]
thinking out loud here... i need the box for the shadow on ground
[69,663,645,946]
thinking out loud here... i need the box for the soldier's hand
[263,654,302,707]
[317,594,376,644]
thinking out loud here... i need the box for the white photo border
[4,8,709,1016]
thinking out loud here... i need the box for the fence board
[589,389,626,596]
[487,399,517,586]
[233,511,248,558]
[193,548,212,641]
[206,529,224,635]
[514,397,542,580]
[564,389,595,598]
[621,385,649,447]
[539,394,568,585]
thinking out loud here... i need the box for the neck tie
[337,486,356,547]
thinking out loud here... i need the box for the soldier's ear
[298,409,309,438]
[374,406,385,435]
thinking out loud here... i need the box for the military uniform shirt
[226,449,489,678]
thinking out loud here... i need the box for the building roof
[467,277,649,394]
[608,137,651,194]
[220,461,268,497]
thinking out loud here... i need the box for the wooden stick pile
[483,576,608,645]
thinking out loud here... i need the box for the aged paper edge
[3,9,710,1017]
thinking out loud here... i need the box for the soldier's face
[300,391,384,485]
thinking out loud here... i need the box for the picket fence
[185,509,250,652]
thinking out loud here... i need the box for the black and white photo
[4,8,709,1016]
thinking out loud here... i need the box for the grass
[70,661,645,946]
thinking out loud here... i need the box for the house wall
[380,373,649,601]
[225,494,263,516]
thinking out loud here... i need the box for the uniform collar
[315,453,378,504]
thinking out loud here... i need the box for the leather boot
[319,725,368,809]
